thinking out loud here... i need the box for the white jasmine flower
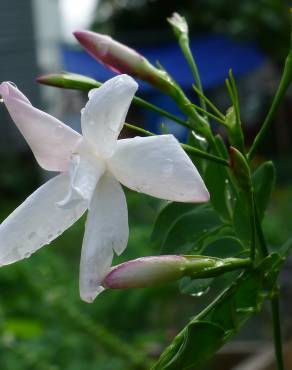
[0,75,209,302]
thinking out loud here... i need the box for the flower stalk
[168,12,207,114]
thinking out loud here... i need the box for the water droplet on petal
[80,107,85,115]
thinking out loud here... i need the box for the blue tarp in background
[62,34,266,138]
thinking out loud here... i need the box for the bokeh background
[0,1,292,369]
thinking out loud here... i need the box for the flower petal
[107,135,210,202]
[81,74,138,158]
[79,172,129,303]
[0,173,87,266]
[0,82,81,171]
[58,139,106,208]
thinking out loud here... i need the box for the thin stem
[124,122,229,166]
[182,143,229,166]
[192,84,225,120]
[133,96,193,129]
[271,293,285,370]
[179,39,207,114]
[124,123,155,137]
[248,39,292,160]
[252,198,284,370]
[187,103,227,126]
[187,257,252,279]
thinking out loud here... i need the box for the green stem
[185,257,252,279]
[179,38,207,114]
[124,123,155,137]
[248,45,292,160]
[124,122,229,166]
[192,84,225,120]
[253,198,284,370]
[271,293,285,370]
[187,103,227,126]
[182,143,229,166]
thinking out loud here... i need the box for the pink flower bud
[102,255,251,290]
[102,255,188,289]
[74,30,174,94]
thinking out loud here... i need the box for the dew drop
[54,124,65,138]
[191,286,210,297]
[80,107,85,115]
[28,232,37,240]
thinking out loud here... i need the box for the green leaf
[280,236,292,258]
[153,321,225,370]
[233,191,251,244]
[153,253,283,370]
[151,202,195,249]
[202,236,245,258]
[233,161,276,244]
[160,205,222,254]
[204,137,236,222]
[252,161,276,219]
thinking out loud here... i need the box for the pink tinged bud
[102,255,189,289]
[74,30,174,94]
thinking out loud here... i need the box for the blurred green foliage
[0,157,291,369]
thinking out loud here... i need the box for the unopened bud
[102,256,187,289]
[36,72,101,90]
[73,30,175,95]
[167,12,189,41]
[229,146,251,191]
[102,255,251,290]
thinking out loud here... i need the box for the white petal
[58,139,106,208]
[0,82,81,171]
[0,173,87,266]
[81,74,138,158]
[79,172,129,303]
[107,135,210,202]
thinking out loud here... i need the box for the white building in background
[0,0,97,153]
